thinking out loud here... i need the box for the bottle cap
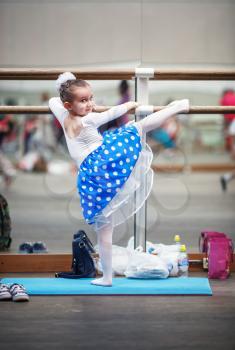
[180,244,186,252]
[174,235,181,242]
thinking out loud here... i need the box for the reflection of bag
[199,231,234,280]
[55,230,96,279]
[0,194,12,251]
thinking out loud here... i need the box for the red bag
[199,231,234,280]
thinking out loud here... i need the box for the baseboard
[0,253,234,273]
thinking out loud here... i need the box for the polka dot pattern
[77,125,142,224]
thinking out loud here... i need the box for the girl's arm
[48,97,68,126]
[82,102,138,128]
[48,97,138,129]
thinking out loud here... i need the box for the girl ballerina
[49,72,189,287]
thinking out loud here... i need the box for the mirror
[1,80,235,256]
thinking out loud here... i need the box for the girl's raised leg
[133,99,189,134]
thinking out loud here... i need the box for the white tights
[91,99,189,287]
[91,217,114,286]
[133,99,189,136]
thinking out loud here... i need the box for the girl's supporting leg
[91,216,113,286]
[133,99,189,135]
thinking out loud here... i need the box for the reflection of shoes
[32,241,48,253]
[0,283,12,300]
[9,283,29,302]
[220,176,227,191]
[18,242,33,254]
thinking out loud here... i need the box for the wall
[0,0,234,68]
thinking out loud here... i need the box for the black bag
[55,230,97,279]
[0,194,12,251]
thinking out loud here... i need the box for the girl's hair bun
[55,72,76,92]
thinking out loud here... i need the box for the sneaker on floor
[0,283,12,300]
[32,241,48,253]
[9,283,29,302]
[18,242,33,254]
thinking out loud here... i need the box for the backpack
[55,230,97,279]
[199,231,234,280]
[0,194,12,251]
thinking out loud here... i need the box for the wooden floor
[0,272,235,350]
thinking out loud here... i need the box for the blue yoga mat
[1,277,212,295]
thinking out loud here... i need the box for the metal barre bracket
[135,68,155,79]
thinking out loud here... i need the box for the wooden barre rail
[1,68,235,80]
[1,105,235,114]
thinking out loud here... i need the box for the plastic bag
[126,236,156,253]
[94,244,131,276]
[126,237,180,277]
[94,236,181,278]
[159,252,179,277]
[150,243,181,255]
[124,250,169,279]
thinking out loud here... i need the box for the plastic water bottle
[178,244,189,277]
[174,234,181,247]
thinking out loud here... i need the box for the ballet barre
[1,68,235,80]
[1,105,235,114]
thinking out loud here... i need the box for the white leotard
[48,97,128,167]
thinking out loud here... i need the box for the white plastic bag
[94,236,181,278]
[159,252,180,277]
[126,236,182,277]
[124,250,169,279]
[94,244,131,276]
[126,236,156,253]
[151,243,181,255]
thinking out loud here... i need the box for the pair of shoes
[0,283,29,302]
[18,241,48,254]
[220,176,227,192]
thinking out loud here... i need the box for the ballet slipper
[91,277,112,287]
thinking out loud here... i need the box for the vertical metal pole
[134,78,139,250]
[134,69,153,251]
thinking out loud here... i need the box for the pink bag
[199,231,234,280]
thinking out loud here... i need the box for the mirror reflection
[1,80,235,255]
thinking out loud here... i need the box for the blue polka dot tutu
[77,124,154,229]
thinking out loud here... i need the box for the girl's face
[64,85,95,117]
